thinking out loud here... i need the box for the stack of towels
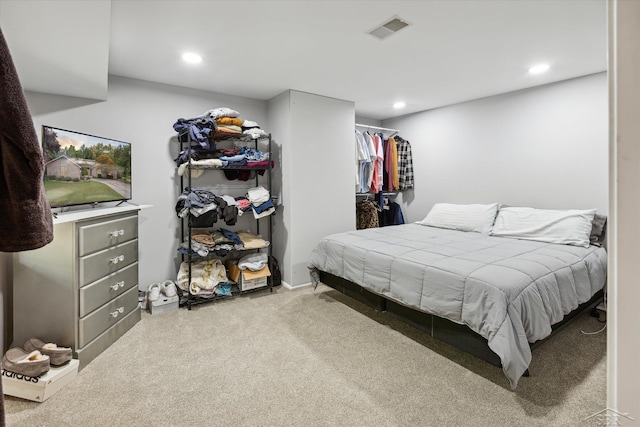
[247,186,275,219]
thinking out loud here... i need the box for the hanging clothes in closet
[378,197,405,227]
[354,125,411,228]
[393,135,414,191]
[382,134,399,192]
[369,132,384,194]
[355,129,375,194]
[356,199,379,229]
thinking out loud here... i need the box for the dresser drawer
[78,215,138,256]
[79,240,138,287]
[78,285,139,348]
[79,262,139,317]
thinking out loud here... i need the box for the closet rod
[355,123,399,134]
[356,191,397,197]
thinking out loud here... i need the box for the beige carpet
[4,284,606,426]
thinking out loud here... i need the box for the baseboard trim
[281,281,312,290]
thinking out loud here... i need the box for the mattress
[308,223,607,389]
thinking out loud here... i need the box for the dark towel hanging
[0,28,53,252]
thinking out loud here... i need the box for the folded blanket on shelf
[215,117,244,126]
[178,159,227,176]
[238,252,268,271]
[191,230,215,246]
[177,259,229,295]
[237,231,268,249]
[218,124,243,132]
[202,107,240,119]
[216,127,242,135]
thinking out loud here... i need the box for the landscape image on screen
[42,126,132,208]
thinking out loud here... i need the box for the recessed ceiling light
[393,101,406,109]
[182,52,202,64]
[528,63,550,74]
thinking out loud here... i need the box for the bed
[308,204,607,389]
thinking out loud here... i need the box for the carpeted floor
[4,284,606,426]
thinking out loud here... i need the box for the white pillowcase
[416,203,499,233]
[490,206,596,248]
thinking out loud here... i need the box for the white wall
[25,75,268,289]
[355,115,381,128]
[266,91,291,286]
[383,73,608,222]
[289,91,355,285]
[268,90,355,286]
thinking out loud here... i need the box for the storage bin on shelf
[226,261,271,291]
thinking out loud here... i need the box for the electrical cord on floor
[581,323,606,335]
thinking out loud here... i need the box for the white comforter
[308,224,607,389]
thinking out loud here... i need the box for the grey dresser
[12,208,141,370]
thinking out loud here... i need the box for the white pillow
[416,203,499,233]
[490,206,596,248]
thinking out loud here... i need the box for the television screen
[41,126,132,208]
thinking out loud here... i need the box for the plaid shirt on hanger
[395,136,414,190]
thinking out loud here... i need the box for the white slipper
[24,338,72,366]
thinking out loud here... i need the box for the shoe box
[226,262,271,291]
[149,294,179,315]
[2,359,79,402]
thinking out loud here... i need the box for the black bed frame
[319,270,604,370]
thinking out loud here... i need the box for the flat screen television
[41,126,132,208]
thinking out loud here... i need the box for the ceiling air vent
[368,17,410,41]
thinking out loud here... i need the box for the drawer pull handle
[110,229,125,238]
[110,307,125,318]
[110,281,125,291]
[110,255,125,264]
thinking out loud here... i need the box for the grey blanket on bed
[308,223,607,389]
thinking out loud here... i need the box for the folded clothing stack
[180,229,269,257]
[238,252,268,271]
[247,186,275,219]
[175,188,241,227]
[200,107,268,140]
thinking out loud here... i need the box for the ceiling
[0,0,607,120]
